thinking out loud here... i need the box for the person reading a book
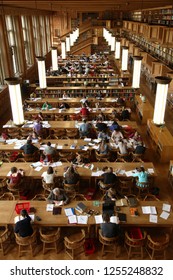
[100,212,121,238]
[42,166,55,184]
[47,188,70,205]
[7,166,24,189]
[99,167,117,190]
[14,209,33,237]
[132,167,149,187]
[64,165,80,185]
[98,139,110,155]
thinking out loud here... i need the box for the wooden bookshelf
[134,95,153,124]
[147,119,173,163]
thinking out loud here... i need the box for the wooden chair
[64,181,80,196]
[64,229,86,259]
[42,179,54,195]
[143,194,160,201]
[99,229,119,257]
[95,150,111,162]
[7,181,21,199]
[39,227,61,254]
[0,226,12,255]
[146,233,170,260]
[135,181,150,198]
[58,151,74,162]
[66,128,79,139]
[47,128,66,139]
[23,152,39,162]
[72,193,88,201]
[0,192,15,200]
[14,229,37,257]
[31,194,47,201]
[0,178,7,194]
[116,152,129,162]
[99,183,115,196]
[124,229,147,259]
[130,152,144,163]
[118,178,133,196]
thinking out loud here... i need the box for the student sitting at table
[79,119,92,137]
[59,102,70,110]
[14,209,33,237]
[117,139,128,155]
[98,139,110,155]
[100,212,121,238]
[111,128,124,143]
[97,112,106,122]
[73,152,90,165]
[42,101,52,110]
[62,91,69,99]
[99,167,117,189]
[96,118,107,132]
[63,165,80,184]
[7,166,24,189]
[27,131,41,143]
[47,188,70,205]
[132,167,149,187]
[108,120,120,132]
[34,112,44,121]
[33,119,43,137]
[43,141,56,162]
[42,166,55,184]
[20,139,39,155]
[80,103,89,118]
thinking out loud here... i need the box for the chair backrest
[15,229,37,245]
[125,230,147,247]
[0,192,15,200]
[39,227,60,242]
[32,194,47,201]
[143,194,160,201]
[72,194,88,201]
[42,180,54,192]
[23,153,36,162]
[99,229,119,245]
[64,229,85,249]
[147,233,170,251]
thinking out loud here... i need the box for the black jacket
[14,216,33,237]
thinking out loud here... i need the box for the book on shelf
[75,202,87,213]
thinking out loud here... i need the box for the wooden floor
[1,73,173,260]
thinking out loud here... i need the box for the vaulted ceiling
[2,0,173,13]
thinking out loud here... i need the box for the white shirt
[42,172,54,184]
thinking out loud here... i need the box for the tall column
[61,41,66,59]
[5,77,24,125]
[132,56,143,88]
[121,46,129,71]
[115,40,120,59]
[51,47,58,71]
[153,76,172,125]
[36,56,47,89]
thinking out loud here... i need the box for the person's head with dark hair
[27,139,32,144]
[102,212,110,223]
[11,166,18,174]
[47,166,54,174]
[20,209,28,218]
[139,166,145,172]
[47,141,51,147]
[107,167,113,173]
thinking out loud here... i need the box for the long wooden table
[0,162,157,180]
[3,120,138,130]
[1,200,173,229]
[25,97,129,107]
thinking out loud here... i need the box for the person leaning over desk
[47,188,70,205]
[14,209,33,237]
[100,213,121,238]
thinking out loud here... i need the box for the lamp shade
[36,56,47,89]
[61,41,66,59]
[115,41,120,59]
[5,77,24,125]
[121,46,129,71]
[51,47,58,71]
[132,56,143,88]
[153,76,172,125]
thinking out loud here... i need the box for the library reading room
[1,0,173,261]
